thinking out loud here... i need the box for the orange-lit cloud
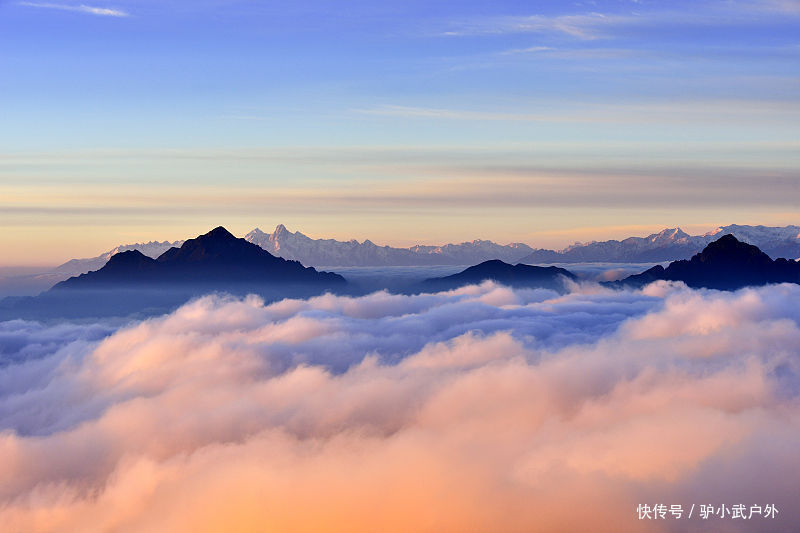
[1,282,799,531]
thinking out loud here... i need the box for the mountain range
[55,226,344,289]
[519,225,800,264]
[244,225,536,267]
[612,234,800,290]
[55,239,185,275]
[52,224,800,274]
[425,234,800,292]
[0,227,345,320]
[4,232,800,320]
[64,232,799,294]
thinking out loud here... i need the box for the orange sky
[3,144,799,265]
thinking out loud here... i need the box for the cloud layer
[1,281,799,531]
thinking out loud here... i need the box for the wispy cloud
[442,3,800,40]
[442,13,632,40]
[354,104,560,122]
[355,100,800,125]
[495,46,636,60]
[499,46,554,55]
[18,2,129,17]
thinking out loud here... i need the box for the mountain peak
[106,249,155,267]
[615,234,799,290]
[109,249,144,259]
[156,226,259,265]
[696,233,771,265]
[712,233,739,244]
[649,227,689,243]
[202,226,237,241]
[55,226,346,290]
[423,259,575,292]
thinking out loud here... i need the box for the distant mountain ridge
[55,239,184,276]
[53,223,800,273]
[6,232,800,321]
[54,227,344,289]
[423,235,800,293]
[245,225,536,266]
[519,224,800,264]
[613,234,800,290]
[2,227,345,320]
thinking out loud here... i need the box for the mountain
[421,259,576,292]
[613,234,800,290]
[249,223,800,266]
[48,223,800,275]
[54,226,345,289]
[521,228,698,263]
[519,225,800,264]
[0,239,189,298]
[702,224,800,259]
[54,239,184,277]
[245,225,535,266]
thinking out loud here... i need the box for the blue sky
[0,0,799,263]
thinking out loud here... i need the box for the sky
[0,0,799,264]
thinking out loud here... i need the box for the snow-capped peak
[650,227,689,243]
[57,223,800,273]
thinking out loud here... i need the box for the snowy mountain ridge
[521,224,800,264]
[53,223,800,275]
[244,226,535,266]
[55,240,185,275]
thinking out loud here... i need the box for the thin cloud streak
[2,168,799,215]
[355,105,563,122]
[499,46,554,55]
[356,100,800,125]
[441,3,800,40]
[442,12,631,40]
[17,2,129,17]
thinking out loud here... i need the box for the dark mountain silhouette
[518,225,800,264]
[0,227,347,320]
[421,259,576,292]
[613,234,800,290]
[56,250,160,285]
[54,226,345,289]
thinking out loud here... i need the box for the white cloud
[1,282,799,531]
[18,2,130,17]
[499,45,554,55]
[442,12,634,40]
[441,3,800,40]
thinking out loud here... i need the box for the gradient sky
[1,0,799,264]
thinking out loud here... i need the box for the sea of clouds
[1,281,799,532]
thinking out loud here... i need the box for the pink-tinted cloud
[0,282,799,531]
